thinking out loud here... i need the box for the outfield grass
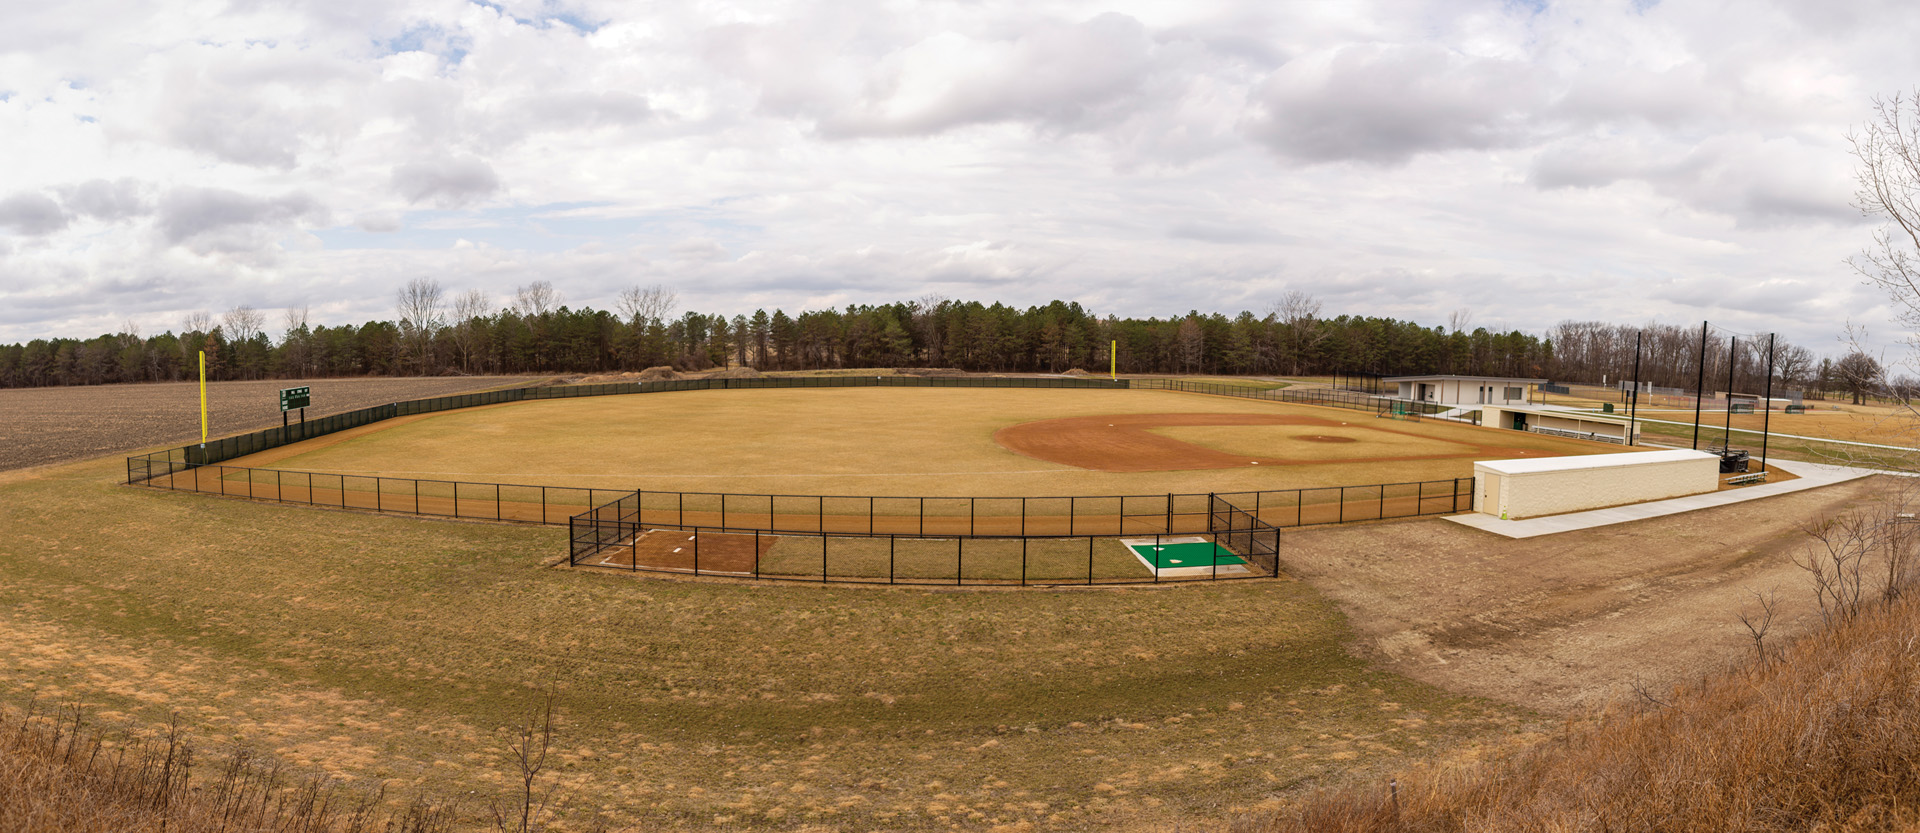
[0,454,1539,830]
[225,387,1613,498]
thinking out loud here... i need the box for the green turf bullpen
[1119,537,1253,578]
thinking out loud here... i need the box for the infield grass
[225,387,1614,498]
[0,454,1541,830]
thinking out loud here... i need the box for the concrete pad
[1444,457,1881,539]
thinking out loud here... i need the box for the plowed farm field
[0,377,542,472]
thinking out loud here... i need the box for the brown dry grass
[1,452,1537,831]
[1247,588,1920,833]
[1249,477,1920,833]
[0,703,455,832]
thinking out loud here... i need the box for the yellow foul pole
[198,350,208,445]
[1109,340,1116,380]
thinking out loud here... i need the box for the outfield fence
[127,456,1472,535]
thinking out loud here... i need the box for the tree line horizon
[0,280,1885,400]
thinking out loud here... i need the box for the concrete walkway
[1443,458,1883,539]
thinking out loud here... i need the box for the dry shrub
[1244,589,1920,833]
[0,704,454,833]
[893,366,966,376]
[633,366,682,381]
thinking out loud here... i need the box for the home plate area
[1118,536,1252,578]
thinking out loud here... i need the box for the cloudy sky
[3,0,1918,355]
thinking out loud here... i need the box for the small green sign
[280,386,311,411]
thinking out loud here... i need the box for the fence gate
[1207,494,1282,577]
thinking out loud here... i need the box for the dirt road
[1278,476,1888,714]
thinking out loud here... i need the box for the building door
[1511,413,1527,431]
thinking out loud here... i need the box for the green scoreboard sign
[279,386,311,411]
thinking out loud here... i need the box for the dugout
[1386,375,1545,406]
[1479,404,1640,445]
[1473,449,1719,519]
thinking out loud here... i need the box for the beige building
[1386,375,1545,406]
[1474,449,1719,519]
[1479,404,1640,445]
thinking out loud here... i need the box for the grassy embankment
[1253,585,1920,831]
[0,453,1540,830]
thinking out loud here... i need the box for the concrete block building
[1386,375,1546,406]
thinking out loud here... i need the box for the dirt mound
[635,366,683,381]
[1061,368,1089,376]
[570,371,642,384]
[895,367,967,377]
[705,366,764,380]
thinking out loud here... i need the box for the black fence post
[693,527,700,576]
[754,530,761,580]
[1087,536,1094,585]
[889,535,895,585]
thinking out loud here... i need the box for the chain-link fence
[566,491,1298,586]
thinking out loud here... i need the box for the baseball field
[216,386,1619,498]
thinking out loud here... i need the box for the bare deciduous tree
[492,689,561,833]
[1834,351,1885,405]
[182,310,214,335]
[222,305,264,344]
[615,284,675,326]
[1271,289,1328,376]
[397,278,445,374]
[1850,90,1920,338]
[512,281,560,319]
[451,289,490,374]
[282,304,309,337]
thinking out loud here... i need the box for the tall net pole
[1629,330,1643,444]
[1692,321,1708,450]
[1762,333,1776,472]
[1723,337,1739,451]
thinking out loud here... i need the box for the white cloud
[1,0,1919,359]
[391,157,501,207]
[0,192,69,235]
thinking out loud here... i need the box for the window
[1504,387,1523,400]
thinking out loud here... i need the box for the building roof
[1475,448,1714,475]
[1383,375,1549,384]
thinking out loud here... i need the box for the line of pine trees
[0,281,1836,392]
